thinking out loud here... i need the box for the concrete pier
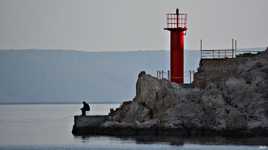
[72,115,109,134]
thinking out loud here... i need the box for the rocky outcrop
[73,48,268,136]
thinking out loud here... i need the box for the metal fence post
[200,40,203,59]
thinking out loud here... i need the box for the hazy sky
[0,0,267,51]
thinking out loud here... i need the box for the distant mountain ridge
[0,49,172,103]
[0,48,264,104]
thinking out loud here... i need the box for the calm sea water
[0,104,267,150]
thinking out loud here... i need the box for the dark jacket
[83,102,90,111]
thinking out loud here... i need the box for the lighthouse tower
[164,9,187,84]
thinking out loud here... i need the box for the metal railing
[156,70,195,84]
[201,49,235,59]
[156,70,170,80]
[200,39,237,59]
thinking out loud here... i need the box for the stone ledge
[73,115,109,128]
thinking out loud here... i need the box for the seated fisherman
[80,101,90,116]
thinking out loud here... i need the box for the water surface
[0,104,267,150]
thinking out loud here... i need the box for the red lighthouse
[164,9,187,84]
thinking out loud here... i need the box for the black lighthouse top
[164,8,187,31]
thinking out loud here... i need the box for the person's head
[82,101,86,104]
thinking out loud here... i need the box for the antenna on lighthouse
[176,8,179,28]
[176,8,179,15]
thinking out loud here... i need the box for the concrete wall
[74,115,108,128]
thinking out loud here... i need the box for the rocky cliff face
[104,49,268,135]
